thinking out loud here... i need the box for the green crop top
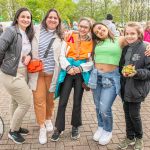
[94,38,122,65]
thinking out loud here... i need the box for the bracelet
[66,65,72,72]
[78,66,83,72]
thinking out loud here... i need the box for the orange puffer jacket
[66,33,93,60]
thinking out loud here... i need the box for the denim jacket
[88,67,121,94]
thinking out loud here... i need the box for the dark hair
[41,8,63,40]
[12,7,34,42]
[106,14,113,20]
[124,22,143,41]
[91,22,114,60]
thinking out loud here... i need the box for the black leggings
[123,101,143,139]
[55,74,84,131]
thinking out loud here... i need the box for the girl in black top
[118,22,150,150]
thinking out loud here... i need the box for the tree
[0,0,150,24]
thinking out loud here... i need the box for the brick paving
[0,82,150,150]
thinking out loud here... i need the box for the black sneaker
[18,127,29,135]
[71,126,80,140]
[8,130,25,144]
[51,129,62,142]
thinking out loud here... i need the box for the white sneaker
[93,127,103,141]
[39,127,47,144]
[99,130,112,145]
[45,120,53,132]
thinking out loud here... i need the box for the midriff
[95,63,118,73]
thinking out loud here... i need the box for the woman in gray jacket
[0,8,34,144]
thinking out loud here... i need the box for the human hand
[64,30,73,41]
[64,30,79,41]
[22,55,31,66]
[127,70,137,77]
[122,72,129,77]
[123,72,137,77]
[68,68,76,75]
[122,65,136,77]
[73,67,81,74]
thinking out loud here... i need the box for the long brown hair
[41,8,63,40]
[12,7,34,42]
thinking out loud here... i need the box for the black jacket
[0,26,32,76]
[119,41,150,102]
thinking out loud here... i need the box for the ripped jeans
[90,68,120,132]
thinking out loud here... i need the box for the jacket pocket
[125,79,142,99]
[3,54,16,68]
[135,80,150,98]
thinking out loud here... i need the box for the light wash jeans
[88,68,120,132]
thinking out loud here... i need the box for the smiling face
[125,26,139,44]
[46,11,59,30]
[78,20,91,37]
[17,11,31,31]
[93,24,109,40]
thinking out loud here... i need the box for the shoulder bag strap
[44,38,56,58]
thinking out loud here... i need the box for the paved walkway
[0,82,150,150]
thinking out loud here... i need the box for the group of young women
[0,7,150,150]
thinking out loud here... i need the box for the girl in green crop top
[94,37,122,66]
[89,22,150,146]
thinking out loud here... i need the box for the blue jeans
[90,68,120,132]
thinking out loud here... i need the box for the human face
[17,11,31,31]
[46,11,59,30]
[93,24,108,39]
[78,20,90,37]
[125,27,138,44]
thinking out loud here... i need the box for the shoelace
[46,122,52,127]
[40,129,46,138]
[135,139,142,147]
[12,131,23,139]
